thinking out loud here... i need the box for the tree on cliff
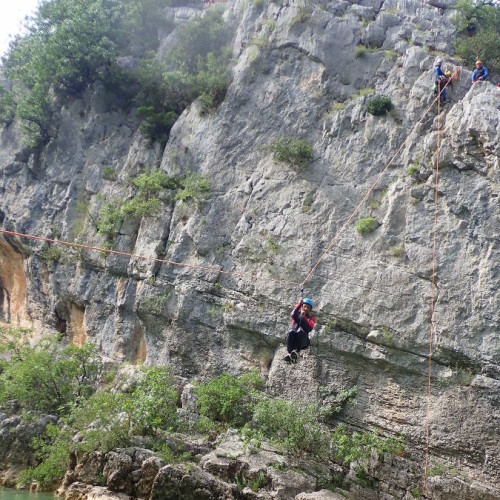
[454,0,500,73]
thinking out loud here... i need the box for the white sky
[0,0,40,58]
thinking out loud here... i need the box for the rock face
[1,0,499,497]
[0,409,57,486]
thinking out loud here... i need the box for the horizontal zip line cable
[0,228,303,289]
[0,228,422,301]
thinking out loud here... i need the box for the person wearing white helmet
[284,297,316,363]
[434,58,448,104]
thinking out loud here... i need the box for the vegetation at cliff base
[0,329,404,491]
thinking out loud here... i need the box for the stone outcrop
[1,0,500,497]
[0,408,57,487]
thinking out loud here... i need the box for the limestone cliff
[1,0,499,497]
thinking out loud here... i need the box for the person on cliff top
[471,60,488,83]
[434,59,448,104]
[284,297,316,363]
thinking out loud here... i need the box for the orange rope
[423,75,445,496]
[301,83,451,288]
[0,228,302,289]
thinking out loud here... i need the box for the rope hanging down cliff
[300,70,459,289]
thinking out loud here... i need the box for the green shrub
[102,166,117,182]
[270,136,314,169]
[132,168,177,195]
[406,163,419,176]
[18,423,71,490]
[18,365,179,489]
[0,332,101,416]
[41,246,63,263]
[2,0,173,146]
[168,6,232,73]
[123,367,179,435]
[195,370,263,427]
[97,201,123,238]
[331,425,405,466]
[97,169,178,239]
[137,107,178,144]
[366,96,393,116]
[121,197,162,218]
[252,398,327,455]
[355,45,367,58]
[0,84,16,126]
[174,172,211,203]
[355,217,379,235]
[389,245,405,257]
[196,52,231,112]
[318,386,358,421]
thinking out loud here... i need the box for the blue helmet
[303,297,313,309]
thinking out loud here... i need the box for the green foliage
[137,107,178,144]
[2,0,171,146]
[318,386,358,421]
[252,398,327,455]
[355,45,367,58]
[359,88,375,97]
[18,364,180,489]
[453,0,500,71]
[102,166,117,182]
[366,96,393,116]
[123,367,179,435]
[18,423,71,490]
[174,172,211,203]
[195,370,263,427]
[355,217,379,235]
[389,245,405,257]
[406,163,419,176]
[132,168,178,195]
[96,201,123,239]
[0,332,101,416]
[97,168,176,239]
[41,246,63,263]
[138,294,170,317]
[121,197,162,218]
[196,52,231,112]
[0,84,16,126]
[168,6,232,73]
[270,136,314,169]
[331,425,405,466]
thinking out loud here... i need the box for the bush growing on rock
[0,328,101,415]
[355,217,379,235]
[252,398,328,455]
[331,424,405,467]
[270,136,314,169]
[366,96,393,116]
[194,370,263,427]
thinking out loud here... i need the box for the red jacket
[290,301,316,334]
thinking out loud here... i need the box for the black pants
[287,329,310,354]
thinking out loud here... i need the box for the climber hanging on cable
[284,296,316,363]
